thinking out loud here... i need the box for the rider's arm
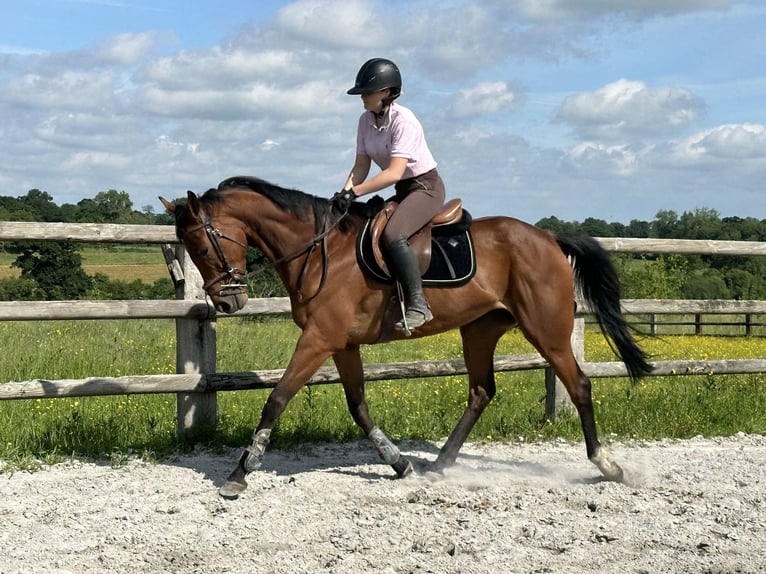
[348,156,407,198]
[345,154,371,191]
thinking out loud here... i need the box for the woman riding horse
[333,58,446,333]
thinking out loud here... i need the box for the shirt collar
[369,103,396,132]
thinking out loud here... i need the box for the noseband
[184,222,248,297]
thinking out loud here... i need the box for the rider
[332,58,446,333]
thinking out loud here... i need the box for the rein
[243,216,334,302]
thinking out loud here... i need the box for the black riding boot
[387,236,433,334]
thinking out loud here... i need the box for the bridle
[183,221,249,297]
[183,210,344,303]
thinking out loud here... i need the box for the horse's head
[160,191,249,314]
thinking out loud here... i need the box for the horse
[160,176,651,499]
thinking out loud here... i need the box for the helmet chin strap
[376,94,399,118]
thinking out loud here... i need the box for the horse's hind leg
[334,347,413,478]
[552,357,623,481]
[432,310,512,473]
[513,288,624,481]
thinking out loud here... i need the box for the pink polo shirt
[355,103,437,179]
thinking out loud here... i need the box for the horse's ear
[186,190,201,217]
[159,197,176,213]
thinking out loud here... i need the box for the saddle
[355,197,476,287]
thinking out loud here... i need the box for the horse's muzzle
[212,291,249,314]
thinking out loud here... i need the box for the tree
[535,216,577,233]
[0,277,39,301]
[580,217,612,237]
[12,242,92,300]
[625,219,650,238]
[614,254,687,299]
[0,196,35,221]
[682,271,730,299]
[677,207,722,240]
[246,247,286,297]
[19,189,61,222]
[608,221,627,237]
[725,268,764,300]
[651,209,678,238]
[93,189,134,222]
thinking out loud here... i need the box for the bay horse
[160,176,651,499]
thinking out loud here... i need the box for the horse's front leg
[219,335,331,499]
[333,347,413,478]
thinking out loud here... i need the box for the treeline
[0,188,173,224]
[536,208,766,300]
[1,189,766,301]
[0,189,178,301]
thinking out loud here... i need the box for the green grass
[0,245,168,280]
[1,318,765,471]
[0,245,164,267]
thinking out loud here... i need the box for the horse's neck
[244,209,318,272]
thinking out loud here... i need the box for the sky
[1,0,764,224]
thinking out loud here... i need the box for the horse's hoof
[590,447,625,483]
[219,479,247,499]
[392,457,413,478]
[423,470,444,483]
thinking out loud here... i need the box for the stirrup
[395,307,433,336]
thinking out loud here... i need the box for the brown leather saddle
[356,198,476,286]
[370,198,463,275]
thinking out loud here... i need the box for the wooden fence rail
[2,298,765,322]
[3,221,766,254]
[3,357,766,402]
[1,222,765,435]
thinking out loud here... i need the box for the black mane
[205,176,355,234]
[214,176,319,219]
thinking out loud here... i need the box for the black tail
[556,232,652,382]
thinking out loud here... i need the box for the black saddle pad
[356,212,476,287]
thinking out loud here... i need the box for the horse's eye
[198,247,209,257]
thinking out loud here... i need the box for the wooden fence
[1,221,765,435]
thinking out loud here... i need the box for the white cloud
[450,81,525,118]
[260,139,280,151]
[0,0,762,225]
[664,123,766,163]
[276,0,387,48]
[1,71,117,111]
[91,32,161,67]
[509,0,732,20]
[565,141,640,176]
[553,79,706,140]
[135,79,344,120]
[136,47,297,90]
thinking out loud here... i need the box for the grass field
[0,245,168,281]
[1,316,764,471]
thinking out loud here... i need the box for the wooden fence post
[175,245,217,440]
[545,317,583,420]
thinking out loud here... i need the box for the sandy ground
[1,434,764,574]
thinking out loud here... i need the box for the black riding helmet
[347,58,402,101]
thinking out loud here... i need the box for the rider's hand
[332,188,356,212]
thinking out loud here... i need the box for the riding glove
[332,188,356,212]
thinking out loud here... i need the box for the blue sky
[1,0,764,224]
